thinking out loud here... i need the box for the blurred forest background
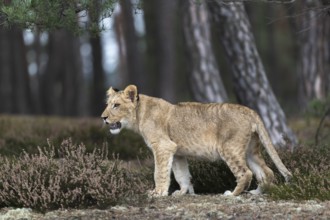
[0,0,330,146]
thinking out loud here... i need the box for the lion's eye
[113,103,120,108]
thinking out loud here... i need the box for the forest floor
[1,194,329,219]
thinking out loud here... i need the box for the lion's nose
[102,116,109,124]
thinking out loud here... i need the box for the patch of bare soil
[1,194,329,219]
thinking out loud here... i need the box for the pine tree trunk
[208,1,297,147]
[156,0,177,102]
[296,0,329,107]
[11,27,31,114]
[143,0,158,96]
[118,0,145,90]
[89,0,106,116]
[90,35,105,116]
[63,33,85,116]
[0,26,12,113]
[41,30,84,116]
[0,25,30,114]
[114,12,129,88]
[182,0,228,103]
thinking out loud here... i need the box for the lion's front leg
[149,143,176,197]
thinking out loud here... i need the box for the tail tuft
[284,172,293,183]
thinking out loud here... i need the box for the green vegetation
[0,115,329,213]
[268,144,330,201]
[0,0,117,33]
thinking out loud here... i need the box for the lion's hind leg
[247,137,274,195]
[172,155,194,196]
[222,141,253,196]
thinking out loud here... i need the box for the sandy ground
[1,194,329,220]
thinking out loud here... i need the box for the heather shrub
[0,139,151,212]
[186,145,329,201]
[268,144,330,201]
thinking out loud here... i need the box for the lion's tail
[254,115,292,182]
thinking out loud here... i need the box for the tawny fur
[101,85,292,197]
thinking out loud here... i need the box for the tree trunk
[89,0,106,116]
[114,11,129,88]
[208,1,297,147]
[143,0,177,101]
[182,0,228,103]
[11,27,31,114]
[156,0,177,102]
[143,0,158,96]
[325,14,330,94]
[90,35,105,116]
[63,33,85,116]
[118,0,145,91]
[0,25,30,114]
[0,26,13,113]
[296,0,330,108]
[41,30,84,116]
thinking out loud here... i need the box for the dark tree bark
[156,0,177,102]
[0,26,13,113]
[0,26,30,114]
[118,0,145,90]
[11,27,31,114]
[295,0,330,108]
[90,35,106,116]
[143,0,158,96]
[208,1,297,146]
[89,0,106,116]
[114,12,129,87]
[325,14,330,94]
[40,30,84,116]
[143,0,177,101]
[182,0,228,103]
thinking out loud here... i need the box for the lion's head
[101,85,139,134]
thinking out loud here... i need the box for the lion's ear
[124,85,138,102]
[107,87,117,97]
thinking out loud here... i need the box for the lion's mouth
[108,122,122,135]
[109,122,121,130]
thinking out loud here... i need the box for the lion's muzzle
[109,122,121,130]
[102,117,109,124]
[108,121,122,135]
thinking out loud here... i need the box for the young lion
[101,85,292,197]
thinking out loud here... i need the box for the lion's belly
[175,143,222,161]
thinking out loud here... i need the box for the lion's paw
[224,190,234,196]
[249,186,262,195]
[147,189,168,198]
[172,189,187,196]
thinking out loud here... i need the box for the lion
[101,85,292,197]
